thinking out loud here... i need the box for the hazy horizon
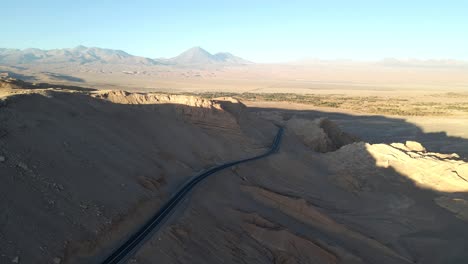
[2,45,468,65]
[2,1,467,63]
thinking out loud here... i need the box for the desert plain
[1,47,468,264]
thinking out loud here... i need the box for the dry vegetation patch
[180,92,468,116]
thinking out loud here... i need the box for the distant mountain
[213,52,251,65]
[163,46,252,66]
[167,47,215,65]
[0,46,252,68]
[0,46,158,65]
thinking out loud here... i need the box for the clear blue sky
[1,0,467,62]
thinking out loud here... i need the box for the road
[101,127,284,264]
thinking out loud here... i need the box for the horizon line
[1,45,468,64]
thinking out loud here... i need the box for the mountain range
[164,46,251,66]
[0,46,252,67]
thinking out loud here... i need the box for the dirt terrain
[245,100,468,157]
[0,78,274,263]
[1,78,468,263]
[2,56,468,94]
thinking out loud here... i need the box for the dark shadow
[246,107,468,159]
[0,70,38,82]
[1,82,468,264]
[42,72,86,83]
[0,78,96,92]
[8,66,29,71]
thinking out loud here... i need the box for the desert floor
[2,66,468,263]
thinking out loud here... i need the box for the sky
[1,0,467,63]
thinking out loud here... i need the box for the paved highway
[101,127,284,264]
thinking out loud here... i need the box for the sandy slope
[133,116,468,264]
[1,79,468,263]
[0,79,274,263]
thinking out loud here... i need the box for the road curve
[101,127,284,264]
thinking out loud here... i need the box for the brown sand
[1,79,468,264]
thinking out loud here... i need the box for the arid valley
[2,1,468,262]
[1,44,468,263]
